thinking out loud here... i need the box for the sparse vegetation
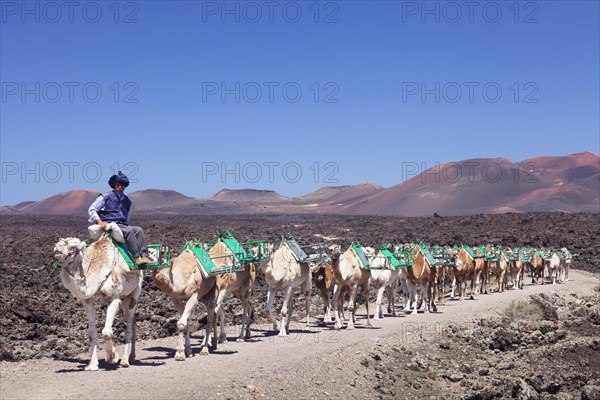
[503,300,544,322]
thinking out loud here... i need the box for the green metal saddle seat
[92,232,170,271]
[350,242,370,269]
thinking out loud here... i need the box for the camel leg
[238,294,252,341]
[331,284,343,330]
[218,307,227,344]
[264,286,278,332]
[102,299,121,364]
[278,286,294,337]
[364,287,372,328]
[302,280,311,331]
[450,276,456,299]
[347,285,358,330]
[119,296,135,367]
[83,301,99,371]
[244,297,254,340]
[373,285,384,320]
[287,297,294,332]
[408,282,418,315]
[387,284,397,316]
[437,268,445,305]
[321,292,332,324]
[429,282,437,313]
[214,288,228,344]
[176,292,197,360]
[402,280,412,311]
[203,300,217,354]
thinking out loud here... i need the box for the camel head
[327,244,341,255]
[454,248,466,269]
[362,246,376,257]
[53,237,86,265]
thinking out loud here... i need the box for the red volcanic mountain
[5,153,598,216]
[205,189,289,203]
[16,190,101,215]
[341,153,599,216]
[128,189,195,211]
[521,152,600,181]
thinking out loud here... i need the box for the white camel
[559,248,572,282]
[368,248,400,320]
[546,251,562,285]
[209,240,256,343]
[152,246,219,360]
[53,235,143,371]
[330,244,372,330]
[260,240,312,336]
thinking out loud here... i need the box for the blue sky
[1,0,599,205]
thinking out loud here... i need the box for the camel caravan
[52,227,575,370]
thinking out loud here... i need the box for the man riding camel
[88,171,153,265]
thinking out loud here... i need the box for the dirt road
[1,269,598,400]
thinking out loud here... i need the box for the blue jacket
[97,190,131,225]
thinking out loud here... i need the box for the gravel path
[1,269,598,400]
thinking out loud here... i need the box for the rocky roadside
[346,291,600,400]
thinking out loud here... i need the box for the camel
[152,245,219,360]
[260,239,311,336]
[502,249,524,290]
[495,251,511,292]
[392,244,414,311]
[404,245,437,314]
[546,251,562,285]
[208,240,256,342]
[474,245,500,294]
[312,262,336,324]
[531,251,545,284]
[559,248,572,282]
[518,247,535,283]
[448,247,475,301]
[368,247,401,319]
[330,244,372,330]
[53,236,143,371]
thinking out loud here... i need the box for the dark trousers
[118,224,148,258]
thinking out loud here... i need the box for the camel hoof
[119,359,130,368]
[277,330,287,337]
[346,324,355,331]
[174,352,186,361]
[366,323,373,329]
[200,347,209,355]
[85,363,99,371]
[105,352,119,364]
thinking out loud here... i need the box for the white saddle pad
[88,222,125,243]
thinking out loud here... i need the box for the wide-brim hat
[108,171,130,188]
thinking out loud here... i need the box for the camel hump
[282,236,309,262]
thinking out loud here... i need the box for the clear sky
[1,0,599,205]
